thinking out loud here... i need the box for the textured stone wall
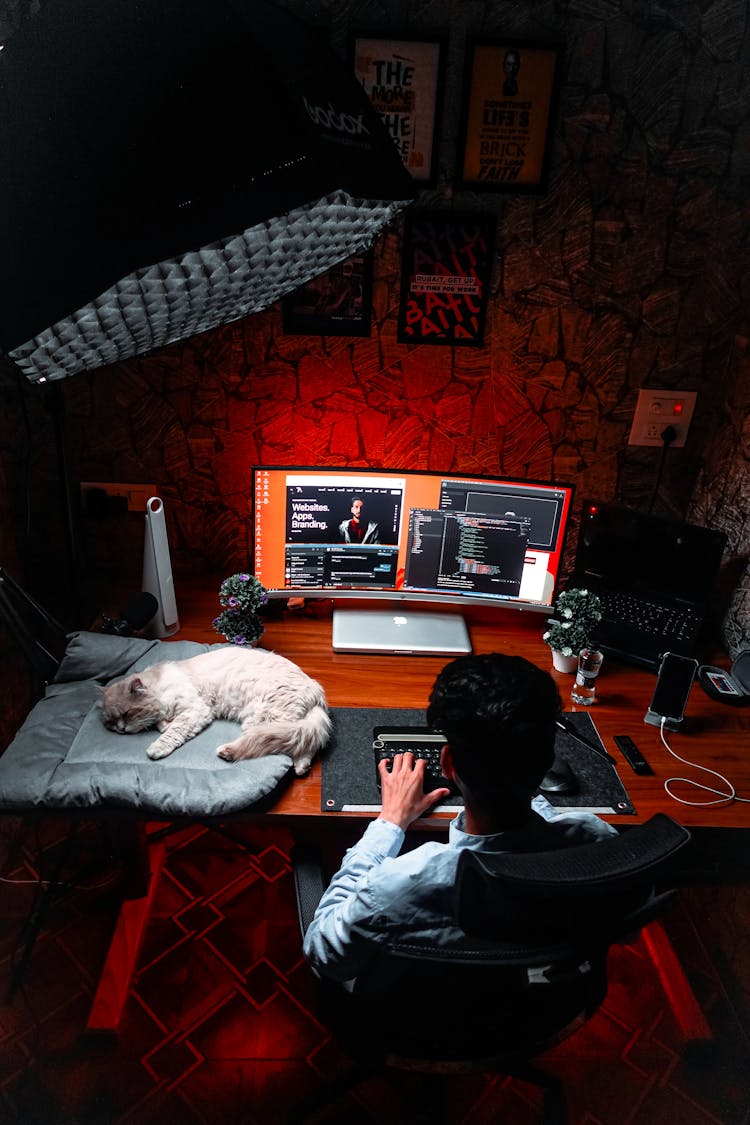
[1,0,749,668]
[689,335,750,657]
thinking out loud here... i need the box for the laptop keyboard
[598,590,701,642]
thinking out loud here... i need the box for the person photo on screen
[338,497,381,544]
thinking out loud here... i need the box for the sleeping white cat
[100,647,331,775]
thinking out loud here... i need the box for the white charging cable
[661,716,750,806]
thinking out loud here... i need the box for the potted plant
[543,588,602,673]
[212,572,268,646]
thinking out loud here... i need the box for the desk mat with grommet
[321,707,635,815]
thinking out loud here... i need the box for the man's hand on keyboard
[378,751,451,831]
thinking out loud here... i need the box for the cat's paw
[293,758,312,776]
[147,741,172,760]
[216,743,237,762]
[156,719,171,733]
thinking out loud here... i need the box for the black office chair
[290,813,692,1124]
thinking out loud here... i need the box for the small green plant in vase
[543,587,602,672]
[213,572,268,646]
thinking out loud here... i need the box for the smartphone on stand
[644,651,699,731]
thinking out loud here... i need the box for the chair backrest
[455,812,691,950]
[345,815,691,1062]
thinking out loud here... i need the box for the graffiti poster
[457,39,561,193]
[397,212,495,346]
[352,34,446,186]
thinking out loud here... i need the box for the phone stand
[644,708,684,732]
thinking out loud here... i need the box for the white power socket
[627,389,697,447]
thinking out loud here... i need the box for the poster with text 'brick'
[458,40,561,193]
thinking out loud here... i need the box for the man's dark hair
[426,653,560,798]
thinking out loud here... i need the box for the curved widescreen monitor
[252,466,574,619]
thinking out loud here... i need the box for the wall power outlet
[627,389,697,447]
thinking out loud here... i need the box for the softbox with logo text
[0,0,415,382]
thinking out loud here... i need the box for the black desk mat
[321,708,634,816]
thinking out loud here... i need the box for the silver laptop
[332,608,472,655]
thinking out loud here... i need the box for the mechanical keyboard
[373,727,458,795]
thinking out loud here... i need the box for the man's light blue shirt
[303,795,618,984]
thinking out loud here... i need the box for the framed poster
[397,211,495,346]
[351,33,446,186]
[282,251,374,337]
[457,39,561,193]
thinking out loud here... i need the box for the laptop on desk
[332,607,472,656]
[570,501,727,670]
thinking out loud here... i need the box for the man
[303,653,616,984]
[338,497,380,544]
[503,48,521,96]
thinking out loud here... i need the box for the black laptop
[570,501,727,670]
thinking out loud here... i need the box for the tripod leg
[5,823,78,1001]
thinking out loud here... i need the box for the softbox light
[0,0,415,383]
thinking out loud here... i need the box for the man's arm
[378,751,448,830]
[302,755,449,982]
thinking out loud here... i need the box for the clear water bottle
[571,647,604,705]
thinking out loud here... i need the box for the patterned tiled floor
[1,816,749,1124]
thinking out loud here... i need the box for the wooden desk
[173,586,750,831]
[89,586,749,1033]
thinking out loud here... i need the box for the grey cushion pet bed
[0,632,293,818]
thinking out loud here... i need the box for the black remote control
[613,735,654,775]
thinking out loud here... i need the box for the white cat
[100,647,331,775]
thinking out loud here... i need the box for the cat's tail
[216,705,332,775]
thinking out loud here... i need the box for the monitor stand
[332,606,472,656]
